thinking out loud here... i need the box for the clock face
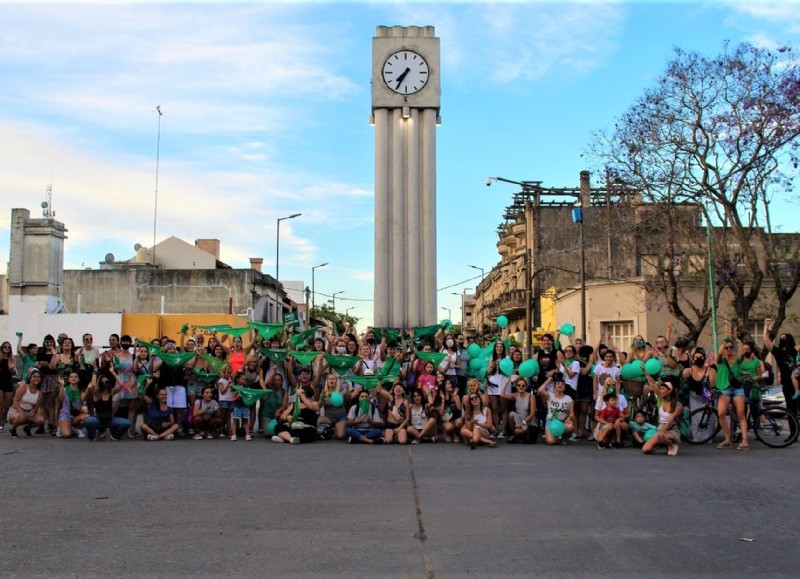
[382,50,429,95]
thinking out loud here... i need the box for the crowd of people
[1,318,797,455]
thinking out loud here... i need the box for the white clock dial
[382,50,429,95]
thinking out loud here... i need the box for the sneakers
[147,434,158,441]
[610,441,621,449]
[411,438,420,445]
[165,434,175,440]
[23,425,32,437]
[218,432,226,439]
[109,433,120,442]
[376,437,385,445]
[77,429,87,439]
[290,437,300,445]
[245,434,252,441]
[271,435,284,443]
[230,435,237,441]
[496,431,506,439]
[346,436,353,444]
[507,435,518,444]
[667,443,679,456]
[568,434,579,442]
[597,441,608,449]
[193,434,203,440]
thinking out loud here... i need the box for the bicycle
[684,387,799,448]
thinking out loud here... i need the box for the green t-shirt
[715,357,738,390]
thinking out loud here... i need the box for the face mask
[367,338,376,345]
[336,346,346,354]
[634,340,645,348]
[693,356,705,367]
[445,339,455,348]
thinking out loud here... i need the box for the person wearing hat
[642,375,683,456]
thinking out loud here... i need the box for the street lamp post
[467,264,485,281]
[451,290,465,327]
[487,177,541,359]
[311,262,329,318]
[441,306,452,322]
[331,290,345,315]
[276,213,301,323]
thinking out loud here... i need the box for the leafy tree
[588,42,800,337]
[310,303,358,335]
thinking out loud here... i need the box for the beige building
[469,175,800,350]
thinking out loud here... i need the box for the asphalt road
[1,434,797,578]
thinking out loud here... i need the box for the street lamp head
[288,213,301,219]
[314,262,329,269]
[486,177,497,187]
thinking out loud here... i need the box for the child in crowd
[229,371,252,441]
[628,409,657,448]
[216,365,234,438]
[595,392,627,449]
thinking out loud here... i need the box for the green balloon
[519,359,539,379]
[499,357,514,377]
[497,315,509,329]
[549,418,566,438]
[330,392,344,407]
[645,358,662,376]
[643,429,656,442]
[560,323,575,336]
[467,343,481,358]
[266,419,278,437]
[620,362,645,380]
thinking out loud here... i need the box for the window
[601,321,635,352]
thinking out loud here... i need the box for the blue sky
[1,1,798,328]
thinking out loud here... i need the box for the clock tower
[372,25,441,328]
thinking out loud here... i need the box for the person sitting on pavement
[345,389,385,444]
[140,386,180,441]
[56,371,90,439]
[84,375,131,441]
[7,367,45,438]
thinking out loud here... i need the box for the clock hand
[395,67,411,88]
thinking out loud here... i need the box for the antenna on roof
[41,184,55,218]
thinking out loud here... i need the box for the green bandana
[289,328,316,347]
[137,374,152,395]
[413,324,442,340]
[202,354,227,373]
[414,351,447,367]
[232,385,269,406]
[136,340,162,357]
[372,327,403,344]
[196,324,233,333]
[262,349,289,365]
[158,352,196,368]
[291,351,320,367]
[377,356,401,379]
[248,321,284,341]
[191,367,220,384]
[324,355,359,373]
[348,375,392,391]
[65,385,81,403]
[222,326,252,338]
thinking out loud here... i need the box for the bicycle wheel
[753,407,799,448]
[685,406,720,444]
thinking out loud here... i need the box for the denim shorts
[232,406,250,420]
[719,387,745,398]
[218,400,234,410]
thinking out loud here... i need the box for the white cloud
[390,2,627,85]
